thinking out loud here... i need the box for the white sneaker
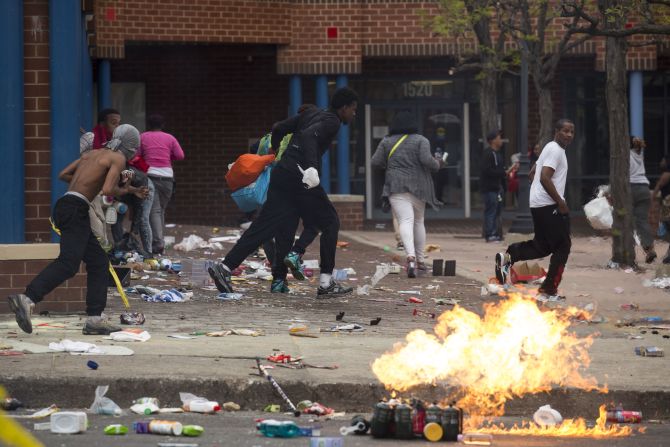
[495,252,512,284]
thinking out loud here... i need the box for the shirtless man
[8,124,148,335]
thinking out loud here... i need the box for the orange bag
[225,154,275,191]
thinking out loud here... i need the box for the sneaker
[82,319,121,335]
[407,257,416,278]
[271,278,290,293]
[208,263,234,293]
[495,252,512,284]
[283,251,306,281]
[536,293,566,303]
[396,241,405,251]
[7,294,35,334]
[645,248,658,264]
[487,236,502,243]
[317,281,353,298]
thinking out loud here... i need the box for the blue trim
[0,0,24,242]
[316,75,330,193]
[336,75,350,194]
[81,14,93,131]
[98,59,111,110]
[289,75,302,116]
[629,71,644,139]
[50,0,82,240]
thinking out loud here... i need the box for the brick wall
[330,195,364,230]
[0,260,86,314]
[24,0,52,243]
[111,44,288,226]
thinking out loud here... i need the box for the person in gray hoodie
[371,111,443,278]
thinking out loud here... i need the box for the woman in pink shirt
[138,114,185,254]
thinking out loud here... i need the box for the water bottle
[394,403,414,439]
[183,400,221,413]
[441,403,461,441]
[370,402,393,438]
[257,420,301,438]
[114,201,128,214]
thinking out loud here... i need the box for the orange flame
[371,292,643,438]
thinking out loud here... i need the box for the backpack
[225,153,275,191]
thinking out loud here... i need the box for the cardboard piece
[510,262,546,284]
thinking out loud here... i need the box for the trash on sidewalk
[432,298,460,306]
[204,330,233,337]
[1,397,23,411]
[264,404,281,413]
[302,401,334,416]
[634,346,664,357]
[180,393,220,413]
[13,404,59,419]
[109,329,151,342]
[413,309,436,319]
[182,425,204,436]
[50,411,87,434]
[606,407,642,423]
[407,297,423,304]
[174,235,223,252]
[49,339,103,354]
[614,287,624,294]
[257,419,301,437]
[620,303,639,311]
[510,262,546,284]
[120,311,146,325]
[222,402,241,411]
[208,235,240,243]
[310,438,343,447]
[339,416,370,436]
[288,324,319,338]
[130,400,159,415]
[104,424,128,435]
[217,292,244,301]
[87,360,99,370]
[142,288,192,302]
[425,244,440,253]
[322,324,365,332]
[533,405,563,426]
[89,385,122,416]
[370,317,382,326]
[398,290,421,295]
[136,420,183,435]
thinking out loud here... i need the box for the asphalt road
[11,411,669,447]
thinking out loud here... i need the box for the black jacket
[271,108,341,176]
[480,147,506,193]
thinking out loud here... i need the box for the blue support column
[629,71,644,138]
[81,14,93,131]
[288,75,302,117]
[50,0,82,226]
[316,75,330,193]
[336,75,350,194]
[0,0,24,242]
[98,59,111,110]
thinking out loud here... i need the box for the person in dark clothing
[495,119,574,300]
[209,87,359,297]
[481,130,506,242]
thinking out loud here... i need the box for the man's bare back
[59,149,145,202]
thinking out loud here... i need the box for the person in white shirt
[629,136,656,263]
[494,119,574,299]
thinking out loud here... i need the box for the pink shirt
[138,131,185,175]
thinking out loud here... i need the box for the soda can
[606,410,642,423]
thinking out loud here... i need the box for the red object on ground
[303,402,334,416]
[408,297,423,304]
[412,309,436,319]
[267,353,292,364]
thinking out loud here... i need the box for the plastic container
[148,420,183,436]
[104,424,128,435]
[182,425,204,436]
[257,420,301,438]
[183,400,220,413]
[458,433,493,445]
[50,411,88,434]
[130,402,160,415]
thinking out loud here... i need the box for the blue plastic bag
[231,166,271,212]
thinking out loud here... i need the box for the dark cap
[486,129,502,142]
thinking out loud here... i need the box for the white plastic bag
[584,196,612,230]
[89,385,122,415]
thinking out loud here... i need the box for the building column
[336,75,350,194]
[289,75,302,117]
[315,75,330,193]
[98,59,111,111]
[49,0,81,222]
[0,0,24,242]
[629,71,644,138]
[81,13,93,132]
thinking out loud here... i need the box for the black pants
[25,195,109,316]
[223,167,339,279]
[507,204,571,294]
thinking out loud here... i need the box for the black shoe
[8,294,34,334]
[407,257,416,278]
[82,319,121,335]
[208,263,234,293]
[317,281,353,298]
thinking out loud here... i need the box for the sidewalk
[0,226,668,419]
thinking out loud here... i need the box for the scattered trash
[11,404,59,419]
[180,393,221,413]
[607,407,642,423]
[412,309,436,319]
[87,360,99,370]
[370,317,382,326]
[635,346,664,357]
[310,438,343,447]
[131,401,160,415]
[257,419,301,438]
[322,324,365,332]
[425,244,440,253]
[49,339,103,354]
[182,425,204,436]
[142,288,192,302]
[50,411,87,434]
[222,402,241,411]
[217,292,244,301]
[643,316,663,322]
[408,297,423,304]
[339,416,369,436]
[533,405,563,426]
[174,235,222,252]
[302,401,334,416]
[356,285,370,295]
[104,424,128,435]
[620,303,639,311]
[109,329,151,342]
[398,290,421,295]
[256,358,301,417]
[264,404,281,413]
[370,264,391,287]
[143,420,183,435]
[1,397,23,411]
[459,433,493,445]
[432,298,460,306]
[336,312,345,321]
[614,287,624,294]
[120,311,146,325]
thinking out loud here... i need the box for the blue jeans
[483,191,501,239]
[136,179,155,254]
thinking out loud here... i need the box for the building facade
[1,0,668,243]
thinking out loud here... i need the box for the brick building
[2,0,669,245]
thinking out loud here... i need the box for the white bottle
[184,400,220,413]
[130,402,160,415]
[50,411,88,434]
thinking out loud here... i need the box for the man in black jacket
[210,87,359,297]
[480,130,506,242]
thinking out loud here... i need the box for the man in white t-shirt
[494,119,575,299]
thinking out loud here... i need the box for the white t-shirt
[529,141,568,208]
[629,150,649,184]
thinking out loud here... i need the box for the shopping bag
[225,153,275,191]
[583,196,612,230]
[231,166,271,212]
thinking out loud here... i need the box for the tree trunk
[479,69,498,148]
[605,34,635,265]
[536,83,554,148]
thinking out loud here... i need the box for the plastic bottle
[394,403,414,439]
[458,433,493,445]
[183,400,221,413]
[148,420,183,436]
[182,425,204,437]
[370,402,393,438]
[130,402,160,415]
[114,201,128,214]
[50,412,88,434]
[257,419,301,438]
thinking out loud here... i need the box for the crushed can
[606,410,642,423]
[394,403,413,439]
[441,403,462,441]
[370,402,393,438]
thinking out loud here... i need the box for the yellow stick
[0,386,45,447]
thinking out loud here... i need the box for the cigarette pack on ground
[510,262,546,284]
